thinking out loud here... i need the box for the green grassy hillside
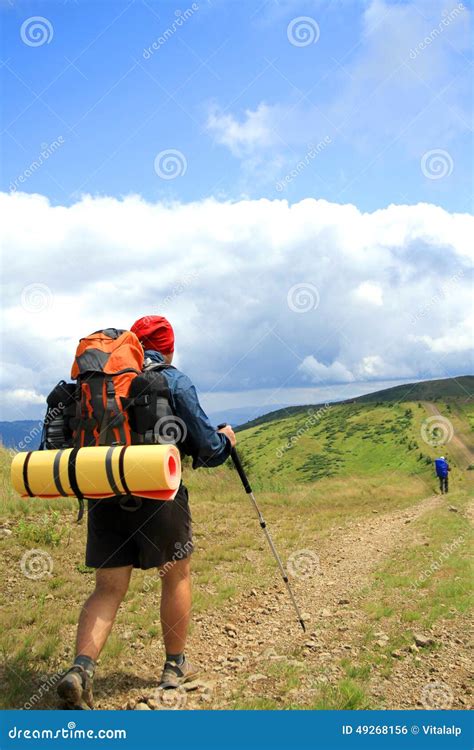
[0,393,472,710]
[237,375,473,432]
[236,399,474,489]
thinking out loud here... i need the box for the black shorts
[85,484,193,570]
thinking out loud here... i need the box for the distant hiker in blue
[435,456,450,494]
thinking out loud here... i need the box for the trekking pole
[218,424,306,632]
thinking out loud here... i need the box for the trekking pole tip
[299,619,306,632]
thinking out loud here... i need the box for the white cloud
[298,356,354,384]
[206,103,277,157]
[409,314,474,354]
[3,389,46,406]
[353,281,383,306]
[207,0,471,187]
[0,191,472,420]
[356,355,385,378]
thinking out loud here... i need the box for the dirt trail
[104,491,472,711]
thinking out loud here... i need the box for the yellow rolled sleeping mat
[11,445,181,501]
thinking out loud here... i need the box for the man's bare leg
[76,566,133,659]
[158,557,198,687]
[160,557,192,656]
[57,566,132,707]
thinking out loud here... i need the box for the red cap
[131,315,175,355]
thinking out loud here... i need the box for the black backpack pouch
[127,371,179,444]
[41,380,77,450]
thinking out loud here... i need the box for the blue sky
[1,0,472,210]
[1,0,473,422]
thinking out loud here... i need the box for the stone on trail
[134,702,151,710]
[183,679,215,693]
[248,673,267,683]
[414,634,433,647]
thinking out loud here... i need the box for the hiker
[57,315,236,708]
[434,455,450,494]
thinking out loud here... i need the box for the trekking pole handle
[217,423,252,494]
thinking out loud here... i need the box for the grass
[323,486,474,694]
[0,390,472,709]
[236,400,473,488]
[16,512,66,547]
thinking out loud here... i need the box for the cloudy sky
[1,0,473,421]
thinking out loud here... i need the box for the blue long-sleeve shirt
[144,350,231,469]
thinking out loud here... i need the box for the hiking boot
[158,656,199,689]
[57,665,94,709]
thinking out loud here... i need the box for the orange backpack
[71,328,144,448]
